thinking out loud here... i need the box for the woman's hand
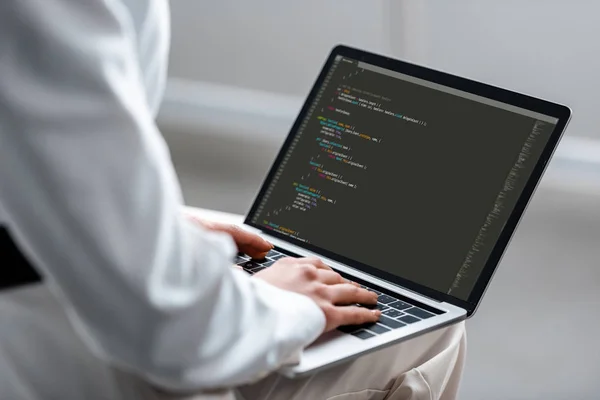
[187,215,273,259]
[254,257,381,332]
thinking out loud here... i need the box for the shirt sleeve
[0,0,325,392]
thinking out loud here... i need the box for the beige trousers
[237,320,466,400]
[0,285,466,400]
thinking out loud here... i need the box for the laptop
[235,45,571,378]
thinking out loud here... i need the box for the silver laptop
[235,45,571,378]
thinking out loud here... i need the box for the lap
[238,322,466,400]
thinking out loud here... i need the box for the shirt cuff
[248,276,326,368]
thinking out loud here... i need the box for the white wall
[168,0,600,139]
[392,1,600,139]
[168,0,393,96]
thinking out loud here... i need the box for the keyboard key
[358,302,388,311]
[398,315,420,324]
[338,324,361,334]
[366,323,390,335]
[250,266,265,273]
[387,300,412,311]
[338,321,384,334]
[382,308,404,318]
[270,253,287,260]
[351,330,375,340]
[240,261,261,270]
[263,260,275,267]
[235,255,249,264]
[377,294,398,304]
[405,307,435,319]
[266,250,281,258]
[377,315,406,329]
[252,258,271,264]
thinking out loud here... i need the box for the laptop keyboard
[235,248,294,273]
[235,247,442,340]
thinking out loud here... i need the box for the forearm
[0,0,323,390]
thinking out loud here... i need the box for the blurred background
[158,1,600,399]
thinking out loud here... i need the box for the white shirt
[0,0,324,393]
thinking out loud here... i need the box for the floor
[170,135,600,399]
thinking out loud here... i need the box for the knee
[446,321,466,342]
[407,322,467,399]
[436,321,467,360]
[448,321,467,349]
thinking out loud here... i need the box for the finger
[274,256,296,264]
[242,246,271,260]
[210,223,273,259]
[187,215,216,230]
[334,306,381,327]
[301,257,332,271]
[236,235,273,259]
[329,284,378,305]
[316,269,345,285]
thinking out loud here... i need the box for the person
[0,0,466,399]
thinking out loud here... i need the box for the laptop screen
[247,53,560,301]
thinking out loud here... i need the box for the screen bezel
[244,45,571,316]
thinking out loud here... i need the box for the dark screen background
[250,57,556,300]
